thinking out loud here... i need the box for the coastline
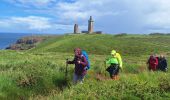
[0,33,54,50]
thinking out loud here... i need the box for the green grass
[49,72,170,100]
[0,34,170,100]
[0,51,72,99]
[30,34,170,56]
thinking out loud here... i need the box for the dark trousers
[106,64,119,78]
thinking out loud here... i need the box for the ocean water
[0,33,33,49]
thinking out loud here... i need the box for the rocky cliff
[6,36,45,50]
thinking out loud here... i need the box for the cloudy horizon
[1,0,170,34]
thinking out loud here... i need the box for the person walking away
[67,48,88,84]
[106,50,122,80]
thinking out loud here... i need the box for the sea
[0,33,34,50]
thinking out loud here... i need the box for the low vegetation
[0,34,170,100]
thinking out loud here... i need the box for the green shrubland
[0,34,170,100]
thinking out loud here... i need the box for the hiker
[158,55,168,72]
[67,48,88,84]
[106,50,122,80]
[147,55,158,71]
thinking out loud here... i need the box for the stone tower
[74,24,79,34]
[88,16,94,33]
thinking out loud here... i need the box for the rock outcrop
[6,36,45,50]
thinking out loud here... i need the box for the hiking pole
[104,60,107,77]
[65,58,69,80]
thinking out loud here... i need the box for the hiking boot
[115,75,119,80]
[111,75,116,80]
[111,75,119,80]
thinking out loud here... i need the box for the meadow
[0,34,170,100]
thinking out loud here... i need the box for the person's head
[111,50,116,57]
[160,55,165,59]
[150,53,156,58]
[149,54,154,59]
[74,48,82,57]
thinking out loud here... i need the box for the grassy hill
[30,34,170,56]
[0,34,170,100]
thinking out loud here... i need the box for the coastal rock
[6,36,45,50]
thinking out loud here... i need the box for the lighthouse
[74,24,79,34]
[88,16,94,33]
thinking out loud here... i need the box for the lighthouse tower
[74,24,79,34]
[88,16,94,33]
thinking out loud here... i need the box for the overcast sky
[0,0,170,34]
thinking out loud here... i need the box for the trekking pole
[65,58,69,80]
[104,60,107,77]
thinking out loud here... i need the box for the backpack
[82,50,90,70]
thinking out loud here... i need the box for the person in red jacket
[67,48,88,84]
[147,55,158,71]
